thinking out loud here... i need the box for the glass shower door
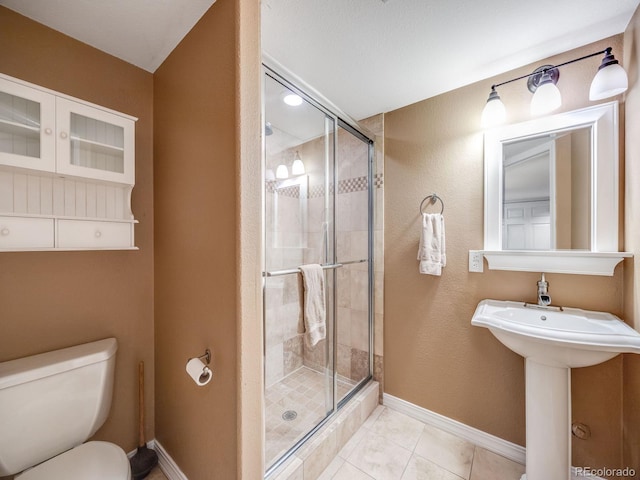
[335,123,373,404]
[263,73,336,471]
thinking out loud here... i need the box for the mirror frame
[482,101,631,275]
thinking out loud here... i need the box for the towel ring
[419,194,444,215]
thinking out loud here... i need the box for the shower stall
[262,66,374,475]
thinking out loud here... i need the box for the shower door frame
[262,64,375,477]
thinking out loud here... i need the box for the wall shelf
[481,250,632,276]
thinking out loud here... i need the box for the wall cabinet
[0,74,138,251]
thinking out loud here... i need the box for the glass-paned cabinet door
[0,77,56,172]
[56,97,135,185]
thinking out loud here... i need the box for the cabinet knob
[60,131,68,139]
[1,227,9,236]
[44,128,52,135]
[95,230,102,238]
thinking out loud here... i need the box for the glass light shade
[276,164,289,179]
[265,169,275,181]
[292,151,305,175]
[283,93,303,106]
[530,75,561,116]
[589,63,628,100]
[481,90,506,128]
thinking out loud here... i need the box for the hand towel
[417,213,446,276]
[299,264,326,347]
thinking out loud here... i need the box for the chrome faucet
[537,273,551,306]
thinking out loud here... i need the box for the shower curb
[267,380,380,480]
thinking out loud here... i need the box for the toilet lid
[16,441,130,480]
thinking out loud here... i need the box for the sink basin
[471,299,640,480]
[471,299,640,368]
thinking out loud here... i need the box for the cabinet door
[56,98,135,184]
[0,77,56,172]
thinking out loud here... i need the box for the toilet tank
[0,338,118,476]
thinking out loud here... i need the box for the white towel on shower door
[417,213,446,276]
[299,264,326,347]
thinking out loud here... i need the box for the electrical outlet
[469,250,484,273]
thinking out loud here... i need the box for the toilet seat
[16,441,130,480]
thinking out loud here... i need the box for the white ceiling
[0,0,215,73]
[2,0,639,121]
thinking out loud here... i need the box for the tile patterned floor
[147,404,524,480]
[265,366,353,469]
[318,406,526,480]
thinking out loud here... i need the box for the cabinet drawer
[57,220,132,248]
[0,216,54,249]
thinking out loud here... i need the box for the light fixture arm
[489,47,611,91]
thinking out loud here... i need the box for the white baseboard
[383,393,526,464]
[383,394,605,480]
[153,440,189,480]
[127,440,188,480]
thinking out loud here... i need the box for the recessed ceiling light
[283,93,303,106]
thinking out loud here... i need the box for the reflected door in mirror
[501,127,591,250]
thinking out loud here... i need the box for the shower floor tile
[266,366,354,469]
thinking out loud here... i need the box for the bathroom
[1,0,640,479]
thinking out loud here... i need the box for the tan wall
[624,4,640,472]
[0,4,155,461]
[384,36,625,468]
[153,0,245,477]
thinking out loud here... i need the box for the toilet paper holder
[186,348,213,386]
[198,349,211,366]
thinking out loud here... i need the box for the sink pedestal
[521,359,571,480]
[471,299,640,480]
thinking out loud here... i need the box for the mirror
[482,101,631,275]
[502,127,591,250]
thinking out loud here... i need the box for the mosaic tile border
[267,173,383,199]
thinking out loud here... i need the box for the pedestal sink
[471,299,640,480]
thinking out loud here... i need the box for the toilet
[0,338,131,479]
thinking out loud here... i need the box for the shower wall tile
[284,336,304,376]
[350,309,369,353]
[337,343,352,380]
[337,307,351,347]
[265,306,285,348]
[374,230,384,271]
[351,348,369,384]
[303,338,328,373]
[375,188,384,232]
[282,302,303,340]
[350,269,369,312]
[350,230,368,264]
[374,313,384,356]
[336,232,351,259]
[266,245,284,272]
[374,274,383,316]
[349,191,368,232]
[283,274,302,305]
[335,193,351,234]
[265,279,284,309]
[373,354,384,403]
[266,343,284,388]
[336,267,350,308]
[308,197,325,234]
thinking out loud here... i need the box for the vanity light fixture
[529,67,562,116]
[275,164,289,179]
[291,151,305,175]
[481,47,628,127]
